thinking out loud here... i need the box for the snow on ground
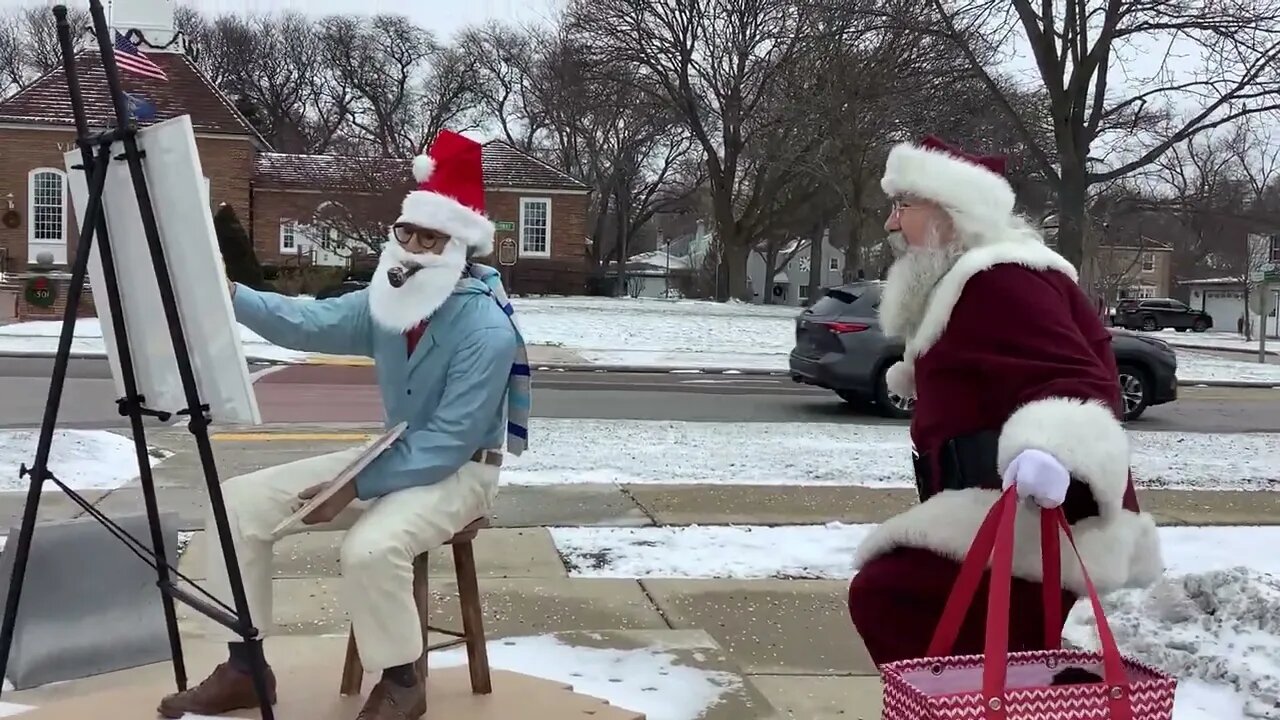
[0,319,305,363]
[550,524,1280,581]
[1155,329,1277,356]
[511,295,1280,382]
[554,525,1280,718]
[0,429,168,492]
[506,418,1280,491]
[429,634,741,720]
[2,298,1279,382]
[1064,568,1280,720]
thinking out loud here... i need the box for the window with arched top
[28,168,68,265]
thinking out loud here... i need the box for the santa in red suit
[846,136,1165,665]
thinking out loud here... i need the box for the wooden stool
[339,517,492,696]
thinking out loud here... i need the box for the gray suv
[789,282,1179,421]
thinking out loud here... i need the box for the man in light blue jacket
[161,130,528,720]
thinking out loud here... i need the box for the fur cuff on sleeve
[885,361,915,398]
[997,397,1130,516]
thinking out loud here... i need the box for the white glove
[1001,448,1070,509]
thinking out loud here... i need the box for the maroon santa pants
[847,547,1077,666]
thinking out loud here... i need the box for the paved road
[0,356,1277,432]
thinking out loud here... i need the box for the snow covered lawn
[0,429,168,492]
[549,523,1280,580]
[1154,329,1277,356]
[0,319,305,363]
[506,419,1280,491]
[3,298,1280,383]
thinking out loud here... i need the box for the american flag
[113,31,167,82]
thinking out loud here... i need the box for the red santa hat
[881,135,1016,221]
[397,129,495,255]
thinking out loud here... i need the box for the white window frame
[27,167,68,265]
[280,219,299,253]
[1270,235,1280,263]
[1141,253,1154,272]
[519,197,552,258]
[828,256,839,271]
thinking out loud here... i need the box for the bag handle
[926,490,1061,656]
[926,490,1133,720]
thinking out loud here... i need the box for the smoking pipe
[387,263,424,288]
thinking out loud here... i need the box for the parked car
[1114,298,1212,333]
[789,282,1179,421]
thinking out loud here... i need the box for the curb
[1,350,1277,388]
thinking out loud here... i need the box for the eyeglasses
[392,223,448,250]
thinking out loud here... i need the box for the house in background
[746,229,844,306]
[0,0,589,319]
[1093,236,1174,300]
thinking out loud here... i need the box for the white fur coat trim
[397,190,496,256]
[851,488,1164,595]
[998,397,1131,517]
[889,241,1078,391]
[881,142,1016,218]
[906,240,1078,360]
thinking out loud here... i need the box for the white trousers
[202,446,500,670]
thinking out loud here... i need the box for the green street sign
[494,221,516,232]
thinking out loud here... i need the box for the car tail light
[820,321,869,333]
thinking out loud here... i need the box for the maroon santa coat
[848,240,1164,666]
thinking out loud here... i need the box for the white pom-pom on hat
[412,154,435,183]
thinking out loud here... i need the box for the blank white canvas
[64,114,262,425]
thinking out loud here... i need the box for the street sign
[494,221,516,232]
[1264,269,1280,284]
[498,237,518,266]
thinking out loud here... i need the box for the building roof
[254,153,409,192]
[255,142,590,193]
[480,140,589,192]
[0,50,267,146]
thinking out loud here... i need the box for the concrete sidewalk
[5,429,1274,718]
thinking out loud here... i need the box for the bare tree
[564,0,843,299]
[917,0,1280,291]
[0,6,90,97]
[320,14,485,157]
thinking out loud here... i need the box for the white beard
[878,230,964,341]
[367,236,468,333]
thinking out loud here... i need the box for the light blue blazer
[232,279,517,499]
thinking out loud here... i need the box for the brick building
[0,4,589,318]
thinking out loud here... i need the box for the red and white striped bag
[879,488,1177,720]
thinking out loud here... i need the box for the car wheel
[1141,316,1158,332]
[1192,318,1208,332]
[874,364,914,420]
[1116,363,1151,421]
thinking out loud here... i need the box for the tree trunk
[808,228,824,304]
[1054,176,1090,290]
[761,248,779,304]
[722,242,752,302]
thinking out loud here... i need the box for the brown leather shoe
[156,661,278,718]
[355,678,426,720]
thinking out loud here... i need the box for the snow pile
[429,634,741,720]
[0,429,170,492]
[1064,568,1280,719]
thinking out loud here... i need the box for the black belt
[471,449,503,467]
[912,430,1001,503]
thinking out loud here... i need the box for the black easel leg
[51,7,187,692]
[83,2,272,715]
[0,136,112,696]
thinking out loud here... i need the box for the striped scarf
[466,264,529,455]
